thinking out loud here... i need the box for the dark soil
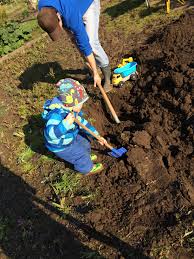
[80,10,194,258]
[0,9,193,259]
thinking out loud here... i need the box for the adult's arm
[66,11,101,87]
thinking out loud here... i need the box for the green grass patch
[80,251,104,259]
[0,19,38,56]
[50,170,82,215]
[17,146,35,162]
[0,102,8,118]
[16,145,36,173]
[1,0,29,22]
[0,217,11,242]
[88,117,96,124]
[102,0,183,35]
[51,170,81,197]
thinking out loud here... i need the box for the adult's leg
[83,0,112,92]
[83,0,109,68]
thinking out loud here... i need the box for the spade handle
[97,82,121,124]
[74,118,113,150]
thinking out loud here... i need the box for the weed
[103,0,183,36]
[22,8,29,19]
[80,250,104,259]
[52,197,71,214]
[21,161,35,172]
[51,169,81,197]
[0,5,7,25]
[150,244,171,259]
[88,117,96,124]
[0,102,8,118]
[0,217,10,242]
[181,229,194,250]
[17,218,34,241]
[18,104,31,119]
[0,20,38,56]
[17,146,36,173]
[17,146,35,163]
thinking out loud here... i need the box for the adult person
[37,0,113,92]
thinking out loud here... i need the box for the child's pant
[55,134,93,174]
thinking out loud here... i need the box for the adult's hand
[93,72,101,88]
[86,53,102,88]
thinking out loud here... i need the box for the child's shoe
[86,163,103,176]
[90,153,97,161]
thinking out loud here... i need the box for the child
[42,78,107,175]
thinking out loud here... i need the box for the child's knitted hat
[56,78,89,108]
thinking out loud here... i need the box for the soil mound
[82,11,194,257]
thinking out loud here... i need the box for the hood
[42,96,68,120]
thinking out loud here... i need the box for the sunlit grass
[102,0,184,35]
[0,217,11,242]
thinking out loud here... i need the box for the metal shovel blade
[108,147,127,158]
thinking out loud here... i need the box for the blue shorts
[55,133,93,174]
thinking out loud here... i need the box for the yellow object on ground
[166,0,170,13]
[118,57,133,68]
[112,74,123,86]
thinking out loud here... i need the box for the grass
[88,117,96,124]
[150,210,194,257]
[51,169,81,197]
[80,251,104,259]
[0,101,8,118]
[0,0,34,22]
[0,2,190,257]
[150,245,171,259]
[16,145,36,173]
[102,0,184,35]
[0,217,11,242]
[50,170,82,214]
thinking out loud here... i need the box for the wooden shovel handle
[74,118,113,150]
[97,82,121,124]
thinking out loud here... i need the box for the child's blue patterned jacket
[42,96,99,153]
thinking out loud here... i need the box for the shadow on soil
[18,62,89,90]
[23,114,47,155]
[0,162,150,258]
[103,0,144,18]
[22,114,106,157]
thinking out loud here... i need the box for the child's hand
[66,113,75,125]
[98,137,107,146]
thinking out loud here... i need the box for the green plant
[88,117,96,123]
[51,170,81,197]
[0,0,13,4]
[22,8,29,18]
[0,217,10,242]
[17,146,36,173]
[181,229,194,251]
[0,20,37,56]
[80,251,104,259]
[0,5,7,25]
[52,197,71,214]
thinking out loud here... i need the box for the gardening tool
[166,0,170,13]
[145,0,150,8]
[74,117,127,158]
[97,82,121,124]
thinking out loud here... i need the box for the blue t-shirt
[38,0,93,56]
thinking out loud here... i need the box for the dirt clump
[79,11,194,258]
